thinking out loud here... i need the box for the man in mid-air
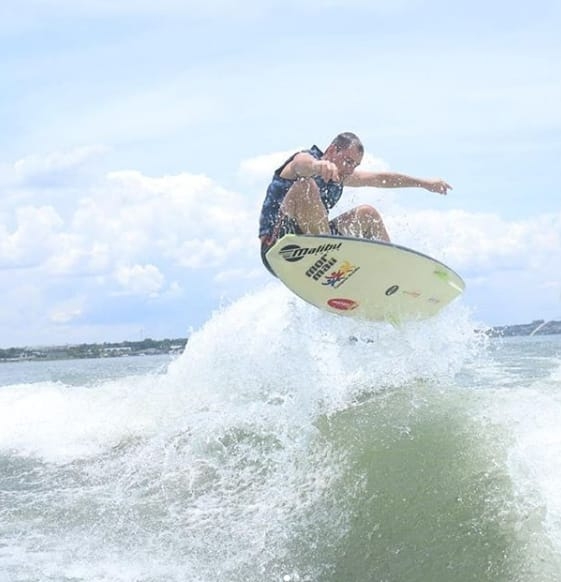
[258,131,451,273]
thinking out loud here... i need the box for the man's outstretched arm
[344,170,452,195]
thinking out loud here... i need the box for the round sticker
[327,298,358,311]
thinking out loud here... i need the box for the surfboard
[265,234,465,323]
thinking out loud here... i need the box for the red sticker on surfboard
[327,298,358,311]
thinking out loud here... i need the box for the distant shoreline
[1,319,560,362]
[485,319,561,338]
[0,337,188,363]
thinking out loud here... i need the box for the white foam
[0,375,167,462]
[482,355,561,568]
[167,283,478,410]
[0,285,478,464]
[0,285,489,581]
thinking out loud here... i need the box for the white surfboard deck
[265,234,465,323]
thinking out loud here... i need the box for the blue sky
[1,0,560,347]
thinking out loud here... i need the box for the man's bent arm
[281,153,318,179]
[281,153,339,182]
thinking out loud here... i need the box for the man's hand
[423,178,453,195]
[312,160,340,183]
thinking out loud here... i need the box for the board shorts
[260,215,340,276]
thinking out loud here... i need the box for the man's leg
[279,178,330,235]
[332,204,390,241]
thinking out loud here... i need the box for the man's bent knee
[355,204,382,221]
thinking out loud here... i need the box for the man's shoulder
[308,144,323,158]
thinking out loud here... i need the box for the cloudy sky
[1,0,560,347]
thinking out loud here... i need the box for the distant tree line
[0,337,188,362]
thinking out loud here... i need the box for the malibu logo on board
[278,243,342,262]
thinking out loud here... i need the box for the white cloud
[387,208,561,279]
[358,153,390,173]
[2,144,561,345]
[114,264,165,297]
[171,239,233,269]
[0,206,63,266]
[28,168,255,280]
[214,267,263,284]
[238,150,297,184]
[0,150,259,336]
[46,237,111,276]
[13,146,108,185]
[19,150,550,304]
[49,298,85,324]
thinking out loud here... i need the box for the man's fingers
[318,162,338,182]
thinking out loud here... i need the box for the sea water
[1,285,561,582]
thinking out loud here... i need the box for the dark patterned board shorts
[260,215,339,276]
